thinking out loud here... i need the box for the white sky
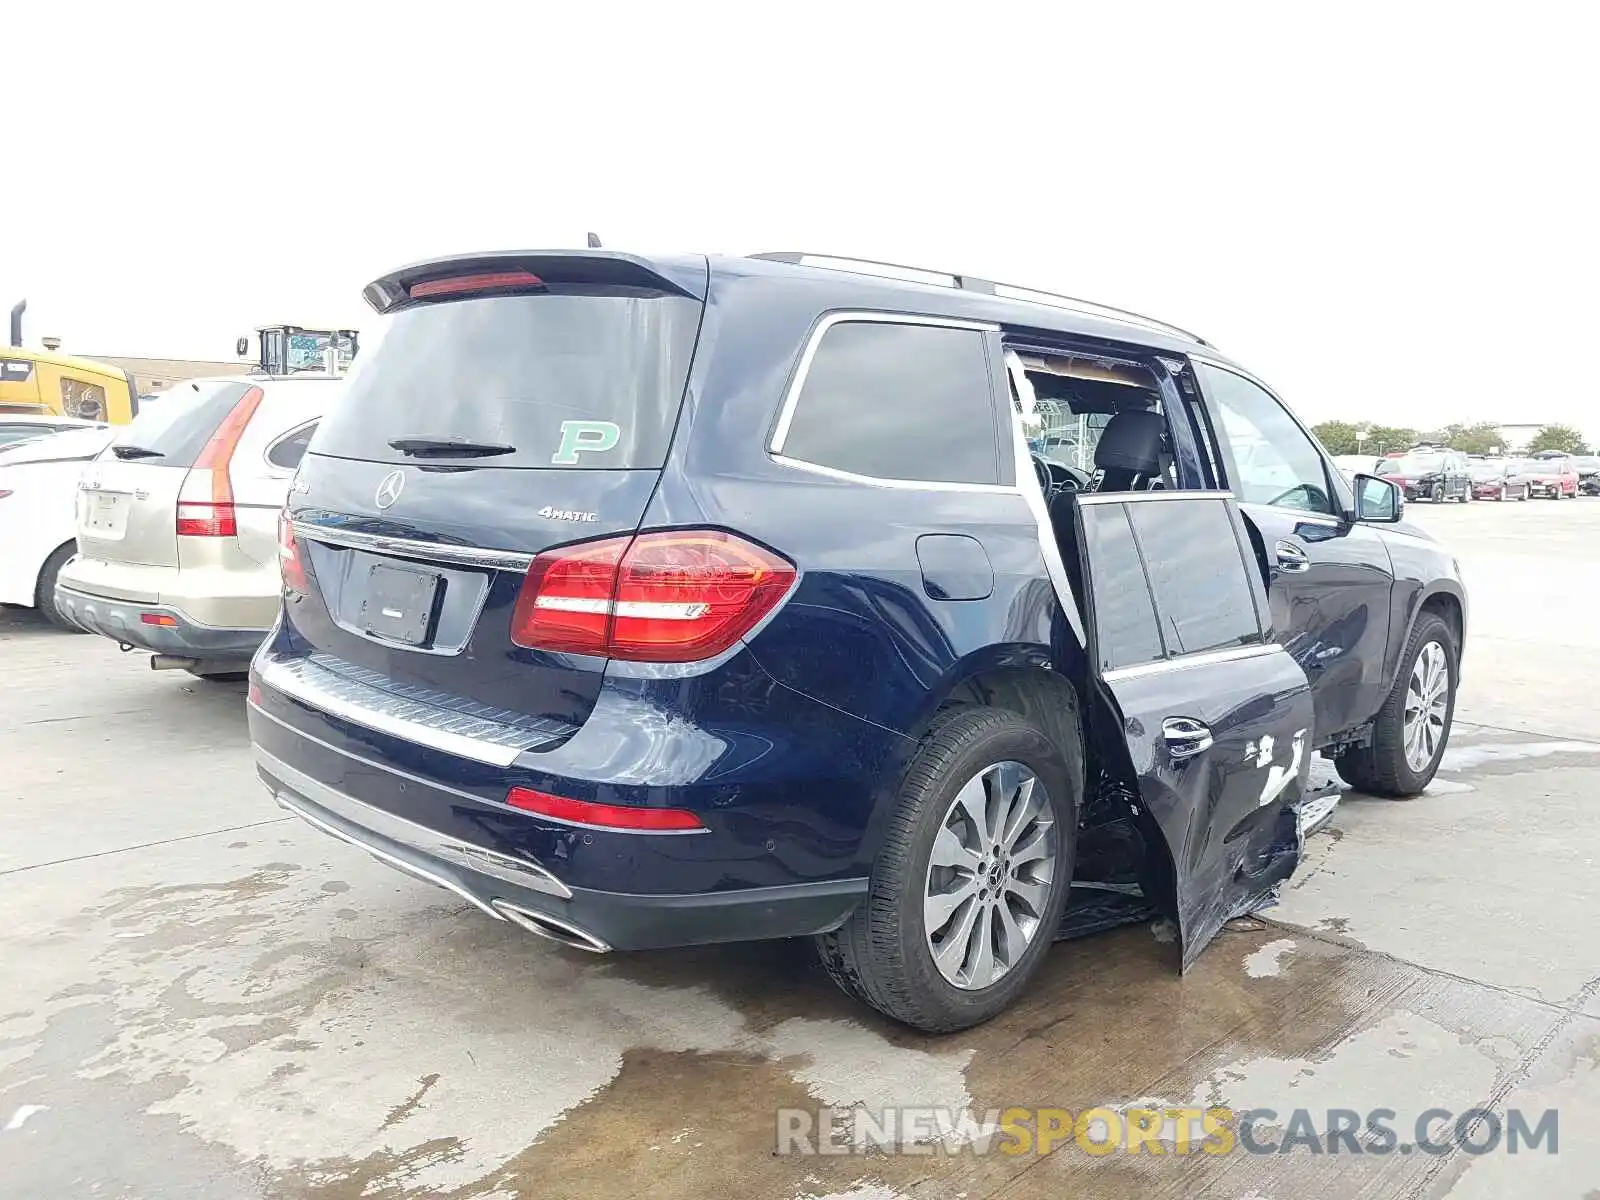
[5,3,1596,434]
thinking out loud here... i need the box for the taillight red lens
[408,271,544,300]
[178,385,263,538]
[505,786,705,831]
[176,501,237,537]
[278,512,309,595]
[510,530,795,662]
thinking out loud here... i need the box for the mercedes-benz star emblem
[374,470,406,510]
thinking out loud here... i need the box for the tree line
[1309,420,1590,457]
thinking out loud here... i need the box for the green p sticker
[552,420,621,465]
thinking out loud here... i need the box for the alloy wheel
[1403,641,1450,772]
[922,761,1058,991]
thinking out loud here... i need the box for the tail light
[506,786,705,832]
[278,511,309,595]
[176,385,264,538]
[510,530,796,662]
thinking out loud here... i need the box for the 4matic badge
[538,506,599,523]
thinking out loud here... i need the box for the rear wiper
[111,444,164,460]
[387,436,517,459]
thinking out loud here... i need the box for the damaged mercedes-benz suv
[248,249,1466,1032]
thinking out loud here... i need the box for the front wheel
[1336,611,1457,797]
[1430,482,1445,502]
[1497,485,1507,502]
[815,706,1080,1032]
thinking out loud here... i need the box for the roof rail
[749,251,1207,346]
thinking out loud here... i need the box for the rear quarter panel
[0,458,86,605]
[638,266,1060,738]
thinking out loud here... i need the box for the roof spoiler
[364,251,706,313]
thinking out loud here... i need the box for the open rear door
[1066,490,1315,968]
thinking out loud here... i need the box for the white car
[0,425,116,626]
[0,414,108,449]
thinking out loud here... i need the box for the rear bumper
[253,734,868,952]
[53,583,265,658]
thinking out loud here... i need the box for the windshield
[313,289,703,470]
[1469,460,1506,480]
[1392,453,1443,476]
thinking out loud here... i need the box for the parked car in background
[54,376,339,678]
[1519,453,1578,499]
[1468,457,1530,501]
[1331,453,1388,481]
[0,414,107,448]
[0,425,117,626]
[247,247,1468,1032]
[1384,447,1471,502]
[1569,455,1600,496]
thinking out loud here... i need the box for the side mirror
[1354,473,1403,522]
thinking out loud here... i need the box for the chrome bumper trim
[292,522,536,573]
[255,743,573,901]
[254,652,571,767]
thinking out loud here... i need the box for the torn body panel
[1059,489,1316,968]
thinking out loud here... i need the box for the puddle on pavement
[5,845,1570,1200]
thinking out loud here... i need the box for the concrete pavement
[2,497,1596,1198]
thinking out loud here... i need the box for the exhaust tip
[491,900,611,953]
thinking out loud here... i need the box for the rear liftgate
[1057,490,1316,967]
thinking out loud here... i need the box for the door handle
[1162,717,1214,760]
[1275,540,1310,573]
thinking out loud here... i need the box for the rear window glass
[107,381,250,468]
[267,421,318,470]
[778,321,1003,486]
[312,289,702,470]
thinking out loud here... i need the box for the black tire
[34,543,86,632]
[815,706,1081,1033]
[1429,482,1444,502]
[1335,611,1457,797]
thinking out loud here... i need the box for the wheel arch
[858,649,1087,870]
[33,537,78,606]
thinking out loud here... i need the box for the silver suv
[55,376,340,677]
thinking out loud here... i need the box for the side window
[1078,503,1165,672]
[1125,499,1262,653]
[778,321,1003,485]
[266,422,318,470]
[1195,363,1334,514]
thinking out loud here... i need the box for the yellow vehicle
[2,300,139,424]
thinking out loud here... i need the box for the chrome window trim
[255,653,564,767]
[767,309,1000,461]
[292,521,535,573]
[1102,642,1280,683]
[1074,489,1235,506]
[768,453,1021,494]
[254,738,573,903]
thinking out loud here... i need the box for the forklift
[236,325,359,377]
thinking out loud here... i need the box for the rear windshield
[312,289,703,470]
[107,380,251,468]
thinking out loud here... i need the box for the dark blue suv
[248,249,1466,1031]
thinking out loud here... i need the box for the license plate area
[359,563,443,647]
[81,491,129,537]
